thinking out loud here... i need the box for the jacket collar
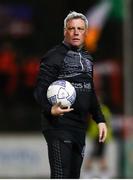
[62,41,83,52]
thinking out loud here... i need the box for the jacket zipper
[79,52,84,71]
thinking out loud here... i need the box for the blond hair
[64,11,88,29]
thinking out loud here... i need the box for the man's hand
[98,122,107,143]
[51,102,74,116]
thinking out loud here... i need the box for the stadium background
[0,0,132,178]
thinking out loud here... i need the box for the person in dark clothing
[34,11,107,179]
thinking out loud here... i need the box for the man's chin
[71,42,81,48]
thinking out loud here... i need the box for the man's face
[64,18,87,48]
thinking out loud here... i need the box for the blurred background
[0,0,133,178]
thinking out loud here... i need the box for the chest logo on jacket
[58,50,93,78]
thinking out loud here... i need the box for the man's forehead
[66,19,86,26]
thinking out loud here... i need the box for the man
[34,11,107,179]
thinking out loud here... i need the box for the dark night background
[0,0,123,132]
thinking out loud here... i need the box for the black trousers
[43,129,85,179]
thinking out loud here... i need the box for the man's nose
[74,28,79,35]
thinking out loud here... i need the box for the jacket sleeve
[34,51,62,115]
[90,88,106,124]
[89,65,106,124]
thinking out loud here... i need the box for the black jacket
[34,42,105,131]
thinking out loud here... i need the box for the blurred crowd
[0,42,39,97]
[0,41,40,131]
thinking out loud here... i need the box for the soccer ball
[47,80,76,108]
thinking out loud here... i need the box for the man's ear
[64,28,66,36]
[85,29,88,37]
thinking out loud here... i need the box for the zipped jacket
[34,42,105,131]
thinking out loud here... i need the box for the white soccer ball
[47,80,76,108]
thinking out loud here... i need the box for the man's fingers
[56,102,62,107]
[99,131,105,142]
[99,129,107,142]
[60,107,74,113]
[98,123,107,143]
[99,131,103,142]
[51,103,74,116]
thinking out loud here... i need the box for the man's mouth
[72,38,80,41]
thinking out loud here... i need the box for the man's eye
[67,27,85,31]
[68,27,74,30]
[78,28,85,31]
